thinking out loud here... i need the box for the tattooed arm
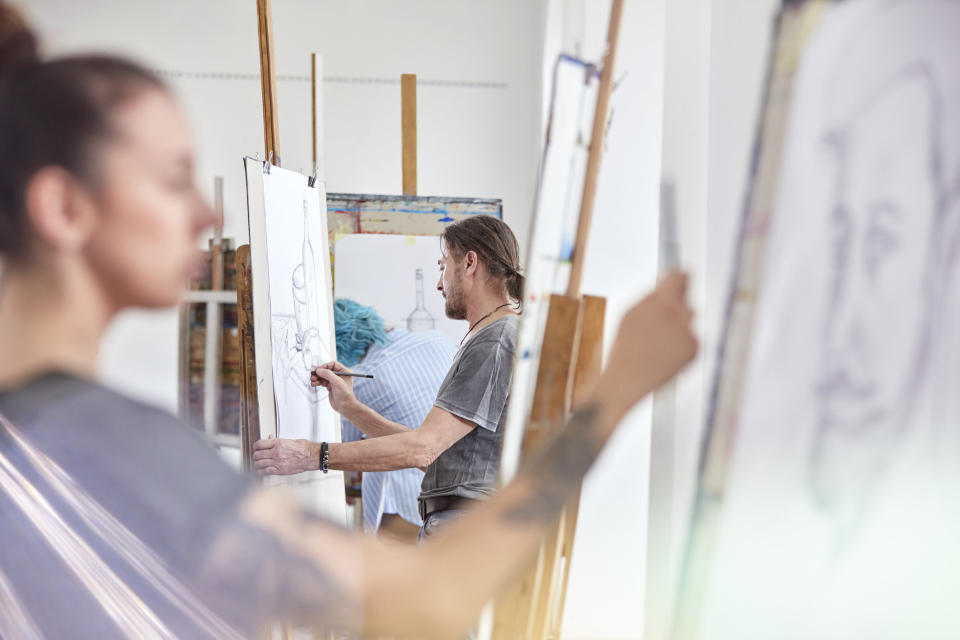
[206,273,695,639]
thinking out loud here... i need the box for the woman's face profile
[82,88,216,309]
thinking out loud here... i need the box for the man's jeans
[418,507,469,542]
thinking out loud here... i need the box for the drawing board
[245,158,346,524]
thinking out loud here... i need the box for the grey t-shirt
[420,315,518,504]
[0,372,358,637]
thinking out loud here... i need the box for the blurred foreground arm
[209,273,696,639]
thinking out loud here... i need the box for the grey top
[0,372,357,638]
[420,315,519,505]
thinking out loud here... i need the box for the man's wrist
[306,441,322,471]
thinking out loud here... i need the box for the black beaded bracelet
[320,442,329,474]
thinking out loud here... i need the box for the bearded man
[255,215,522,539]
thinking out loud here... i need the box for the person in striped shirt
[334,298,456,543]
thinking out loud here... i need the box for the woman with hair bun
[0,4,696,638]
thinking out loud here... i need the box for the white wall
[24,0,545,412]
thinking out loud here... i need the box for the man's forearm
[341,400,414,438]
[327,431,430,472]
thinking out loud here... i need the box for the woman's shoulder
[0,371,192,436]
[0,371,247,499]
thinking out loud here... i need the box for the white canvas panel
[261,170,338,444]
[695,3,960,637]
[245,159,346,527]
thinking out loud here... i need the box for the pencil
[332,372,374,379]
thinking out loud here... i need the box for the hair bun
[0,3,39,83]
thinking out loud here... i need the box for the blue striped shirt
[340,329,456,531]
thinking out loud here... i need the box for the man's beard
[444,283,467,320]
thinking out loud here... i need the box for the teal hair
[333,299,390,367]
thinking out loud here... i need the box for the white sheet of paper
[333,234,464,345]
[260,169,338,443]
[696,3,960,637]
[246,159,346,525]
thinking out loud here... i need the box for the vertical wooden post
[547,295,606,640]
[493,295,584,639]
[256,0,280,163]
[177,304,191,419]
[311,53,318,171]
[492,296,606,640]
[240,0,278,470]
[401,73,418,195]
[203,177,226,437]
[212,177,225,291]
[566,0,624,297]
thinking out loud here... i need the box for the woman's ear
[24,167,98,254]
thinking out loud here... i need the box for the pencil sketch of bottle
[292,199,323,377]
[406,268,436,331]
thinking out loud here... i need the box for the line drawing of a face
[810,63,955,531]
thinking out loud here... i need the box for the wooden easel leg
[551,489,582,638]
[493,295,583,639]
[530,510,567,639]
[493,295,605,639]
[550,295,605,638]
[237,245,261,471]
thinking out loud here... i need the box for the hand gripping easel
[491,1,623,638]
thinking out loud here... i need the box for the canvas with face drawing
[681,2,960,637]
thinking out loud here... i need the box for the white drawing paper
[245,159,346,526]
[260,169,338,444]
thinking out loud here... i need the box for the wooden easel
[238,0,279,470]
[241,8,342,640]
[491,1,623,638]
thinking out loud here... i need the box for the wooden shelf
[179,289,242,450]
[210,432,242,449]
[182,290,238,304]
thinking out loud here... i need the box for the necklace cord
[460,303,512,346]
